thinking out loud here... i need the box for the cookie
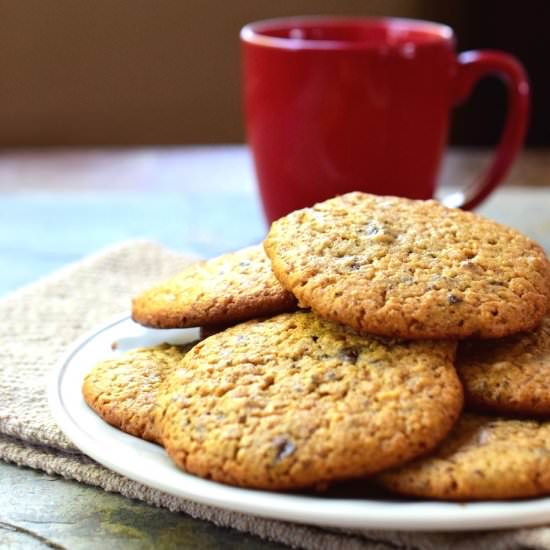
[132,245,297,329]
[83,344,193,444]
[378,414,550,500]
[157,311,462,490]
[264,192,550,339]
[457,315,550,416]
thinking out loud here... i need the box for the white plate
[49,315,550,531]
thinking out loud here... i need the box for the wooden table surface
[1,146,549,549]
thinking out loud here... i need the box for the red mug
[241,16,530,223]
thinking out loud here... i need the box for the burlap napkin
[1,240,549,550]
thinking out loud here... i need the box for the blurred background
[1,0,548,148]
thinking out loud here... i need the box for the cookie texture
[158,311,462,490]
[132,245,297,329]
[457,315,550,416]
[264,192,550,339]
[83,344,193,444]
[378,414,550,500]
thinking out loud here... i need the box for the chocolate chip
[311,335,319,342]
[349,261,361,271]
[338,346,361,364]
[273,436,295,463]
[448,294,462,305]
[366,223,379,235]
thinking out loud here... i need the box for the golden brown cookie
[378,414,550,500]
[457,315,550,416]
[158,311,462,490]
[264,192,550,339]
[132,245,297,329]
[83,344,193,444]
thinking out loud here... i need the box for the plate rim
[48,314,550,532]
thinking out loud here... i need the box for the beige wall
[0,0,435,146]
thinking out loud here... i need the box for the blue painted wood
[0,191,267,296]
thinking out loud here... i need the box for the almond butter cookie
[457,315,550,416]
[83,344,193,444]
[132,245,297,329]
[158,311,462,490]
[378,414,550,500]
[264,192,550,339]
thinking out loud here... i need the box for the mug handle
[442,50,530,210]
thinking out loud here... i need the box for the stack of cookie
[83,192,550,500]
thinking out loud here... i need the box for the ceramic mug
[241,16,530,223]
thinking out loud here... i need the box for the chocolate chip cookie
[158,311,462,490]
[457,315,550,416]
[264,192,550,339]
[132,245,297,329]
[378,414,550,500]
[83,344,193,443]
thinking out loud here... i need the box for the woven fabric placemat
[1,240,549,550]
